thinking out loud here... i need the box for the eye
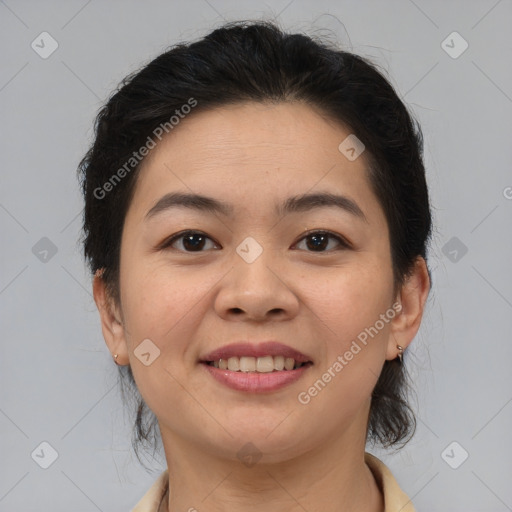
[293,230,351,252]
[159,229,351,253]
[160,230,219,252]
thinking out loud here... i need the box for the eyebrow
[145,191,367,223]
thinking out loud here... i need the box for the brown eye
[293,230,351,252]
[161,231,218,252]
[159,229,350,253]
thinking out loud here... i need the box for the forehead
[127,101,383,225]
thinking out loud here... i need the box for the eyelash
[159,229,352,253]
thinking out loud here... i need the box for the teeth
[256,355,274,373]
[227,357,240,371]
[239,356,256,372]
[210,355,307,372]
[273,355,284,371]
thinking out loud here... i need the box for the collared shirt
[132,452,415,512]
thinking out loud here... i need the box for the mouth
[199,341,313,372]
[199,342,314,392]
[201,355,313,372]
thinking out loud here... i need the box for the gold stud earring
[396,345,403,363]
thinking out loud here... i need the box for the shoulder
[131,469,169,512]
[364,452,416,512]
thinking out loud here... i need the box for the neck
[159,424,383,512]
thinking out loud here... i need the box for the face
[109,102,401,462]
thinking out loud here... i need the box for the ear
[386,256,430,361]
[92,269,129,365]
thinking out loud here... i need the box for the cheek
[118,262,208,416]
[300,259,394,351]
[119,258,221,359]
[296,265,393,420]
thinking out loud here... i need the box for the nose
[213,245,300,323]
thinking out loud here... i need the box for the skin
[93,101,430,512]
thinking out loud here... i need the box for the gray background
[1,0,511,510]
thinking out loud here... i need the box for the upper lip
[200,342,312,363]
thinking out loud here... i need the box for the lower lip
[200,362,312,392]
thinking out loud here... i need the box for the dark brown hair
[78,19,432,467]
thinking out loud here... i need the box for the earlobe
[92,269,129,365]
[386,257,430,361]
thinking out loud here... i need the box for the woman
[79,20,431,512]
